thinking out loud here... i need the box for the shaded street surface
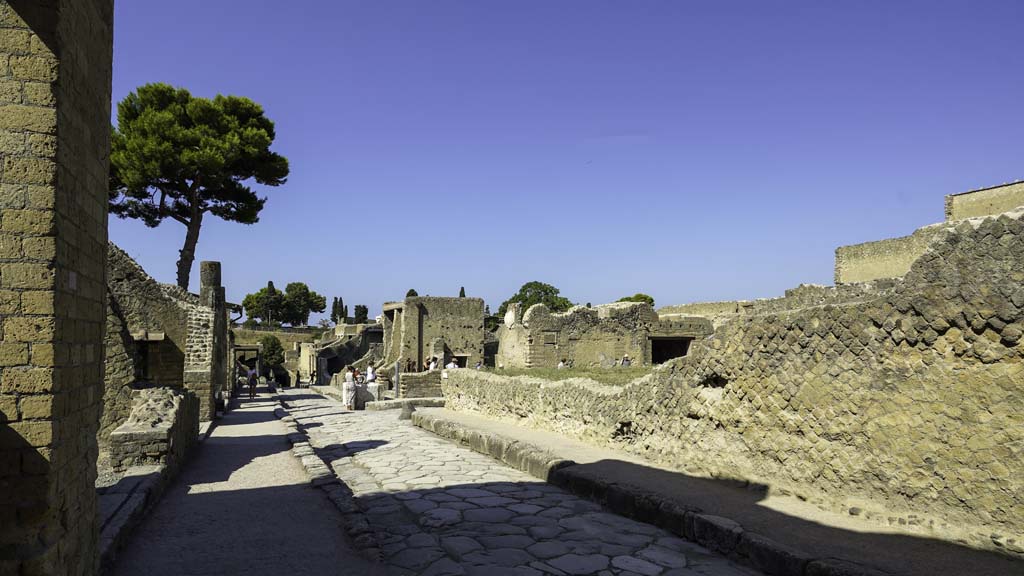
[112,393,382,576]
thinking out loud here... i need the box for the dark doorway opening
[651,337,692,364]
[453,355,469,368]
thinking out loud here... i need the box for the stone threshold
[411,409,895,576]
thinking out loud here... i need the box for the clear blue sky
[110,0,1024,320]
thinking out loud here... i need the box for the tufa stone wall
[398,370,443,399]
[109,387,198,474]
[382,296,485,369]
[0,1,114,574]
[497,301,712,369]
[442,209,1024,555]
[945,180,1024,221]
[102,244,190,441]
[836,181,1024,284]
[659,283,892,328]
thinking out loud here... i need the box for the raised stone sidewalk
[276,389,766,576]
[411,409,1024,576]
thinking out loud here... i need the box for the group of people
[342,363,377,410]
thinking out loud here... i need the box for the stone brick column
[200,261,227,415]
[0,1,113,574]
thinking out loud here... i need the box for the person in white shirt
[557,359,566,369]
[428,358,437,371]
[445,359,458,369]
[365,364,376,382]
[343,366,355,409]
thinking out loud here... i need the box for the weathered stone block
[8,420,52,447]
[0,104,56,133]
[2,209,54,234]
[1,156,55,184]
[8,54,57,82]
[0,262,53,289]
[0,342,28,365]
[18,395,50,419]
[0,367,51,393]
[3,316,55,342]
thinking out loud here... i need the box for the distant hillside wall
[231,328,319,347]
[835,182,1024,284]
[443,210,1024,555]
[945,181,1024,221]
[834,226,945,284]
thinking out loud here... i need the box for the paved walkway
[280,389,763,576]
[112,392,383,576]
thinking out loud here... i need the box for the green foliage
[242,281,325,326]
[258,334,285,368]
[406,289,418,298]
[353,304,369,324]
[242,281,284,324]
[617,293,655,307]
[109,83,289,288]
[281,282,326,326]
[459,286,466,298]
[497,281,573,318]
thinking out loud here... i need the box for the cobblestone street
[280,390,763,576]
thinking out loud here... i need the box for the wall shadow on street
[537,458,1024,576]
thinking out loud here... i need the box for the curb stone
[274,393,385,563]
[412,410,895,576]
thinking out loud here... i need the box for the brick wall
[0,1,113,574]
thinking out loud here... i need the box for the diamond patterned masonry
[279,390,763,576]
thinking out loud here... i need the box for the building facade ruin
[496,301,712,369]
[382,295,486,370]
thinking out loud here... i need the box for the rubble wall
[497,302,659,369]
[102,244,191,441]
[444,210,1024,554]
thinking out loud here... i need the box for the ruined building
[444,185,1024,556]
[382,295,486,369]
[104,244,228,431]
[497,301,712,369]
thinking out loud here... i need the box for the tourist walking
[247,366,258,399]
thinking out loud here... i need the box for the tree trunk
[175,212,203,289]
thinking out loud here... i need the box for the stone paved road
[281,390,764,576]
[112,393,383,576]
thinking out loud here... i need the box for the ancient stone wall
[108,387,198,474]
[497,302,712,369]
[946,181,1024,221]
[834,225,946,284]
[383,296,485,368]
[0,1,113,573]
[102,244,192,441]
[399,371,443,398]
[443,209,1024,555]
[658,283,891,328]
[835,182,1024,284]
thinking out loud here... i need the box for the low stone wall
[399,371,443,398]
[442,210,1024,555]
[109,387,199,473]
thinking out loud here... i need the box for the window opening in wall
[650,337,692,364]
[453,355,469,368]
[134,341,152,381]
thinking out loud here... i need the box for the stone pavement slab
[279,389,764,576]
[410,408,1024,576]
